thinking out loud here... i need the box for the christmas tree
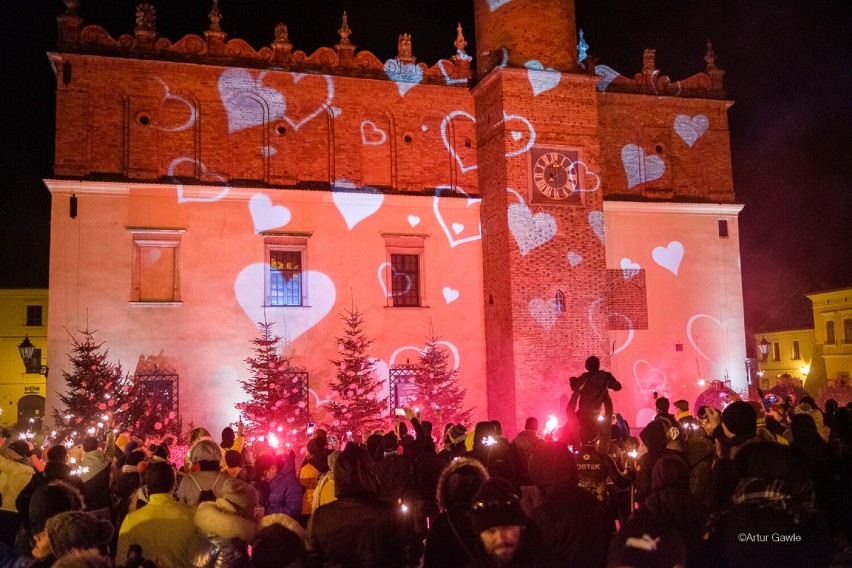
[413,334,474,427]
[327,308,386,439]
[52,329,140,439]
[121,372,183,439]
[237,320,307,436]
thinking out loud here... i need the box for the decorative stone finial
[704,40,717,70]
[642,48,656,72]
[577,28,589,64]
[397,33,415,63]
[135,3,156,33]
[63,0,79,15]
[338,11,352,46]
[454,23,468,57]
[275,22,290,44]
[208,0,222,33]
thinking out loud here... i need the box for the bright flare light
[628,450,638,459]
[698,379,706,387]
[543,414,558,434]
[482,435,497,447]
[267,432,280,448]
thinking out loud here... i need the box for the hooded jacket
[267,453,303,519]
[0,453,35,514]
[189,498,259,568]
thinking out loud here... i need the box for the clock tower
[473,0,610,432]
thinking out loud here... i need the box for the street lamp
[758,337,770,361]
[17,335,48,376]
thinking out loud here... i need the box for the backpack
[191,471,222,503]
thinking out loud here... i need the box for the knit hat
[469,478,527,533]
[189,439,222,464]
[29,480,86,535]
[448,424,467,444]
[380,432,398,452]
[307,437,326,456]
[45,511,113,557]
[253,521,303,568]
[722,401,757,438]
[8,439,30,459]
[125,449,146,467]
[217,477,259,519]
[673,400,689,413]
[607,516,687,568]
[655,397,671,414]
[115,434,130,451]
[529,441,578,487]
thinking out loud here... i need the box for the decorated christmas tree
[237,320,307,437]
[121,376,182,439]
[414,334,474,427]
[52,329,140,439]
[326,308,386,438]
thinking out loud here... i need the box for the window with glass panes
[844,319,852,344]
[391,254,420,307]
[827,321,836,344]
[26,305,43,326]
[269,250,302,306]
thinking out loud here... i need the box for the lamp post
[17,335,48,376]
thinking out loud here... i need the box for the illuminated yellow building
[0,289,48,429]
[808,288,852,386]
[753,329,814,390]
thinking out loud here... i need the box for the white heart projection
[333,183,385,230]
[452,223,464,235]
[633,359,669,394]
[360,119,387,145]
[389,341,460,370]
[437,60,467,86]
[586,297,634,356]
[610,314,635,356]
[249,194,291,233]
[528,298,560,330]
[235,265,335,342]
[594,65,620,92]
[621,144,665,189]
[407,215,420,227]
[377,262,413,299]
[620,258,640,279]
[589,211,605,244]
[652,241,684,275]
[282,74,335,131]
[218,69,286,133]
[507,189,556,256]
[433,186,482,248]
[168,157,231,204]
[567,251,583,267]
[569,161,601,193]
[441,111,536,173]
[155,78,196,132]
[308,388,333,407]
[674,114,709,148]
[525,60,561,96]
[487,0,512,10]
[442,287,460,304]
[687,314,724,362]
[384,60,423,96]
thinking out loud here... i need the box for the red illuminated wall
[45,0,746,436]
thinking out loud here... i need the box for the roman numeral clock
[529,146,584,204]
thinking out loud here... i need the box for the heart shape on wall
[633,359,669,395]
[249,194,291,233]
[589,211,605,244]
[441,111,536,173]
[621,144,665,189]
[687,313,724,363]
[168,157,231,204]
[652,241,684,276]
[620,258,640,279]
[507,189,556,256]
[384,60,424,96]
[528,298,560,330]
[524,60,561,96]
[332,181,384,230]
[433,186,482,248]
[218,69,286,133]
[674,114,709,148]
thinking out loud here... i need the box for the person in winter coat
[113,449,147,534]
[467,422,524,491]
[569,355,622,451]
[635,454,708,566]
[685,407,715,502]
[372,433,412,503]
[423,457,489,568]
[251,453,277,510]
[79,425,116,522]
[176,440,228,507]
[528,441,611,568]
[266,452,303,520]
[790,413,841,532]
[306,443,422,568]
[0,439,36,547]
[298,439,329,526]
[116,462,196,568]
[190,477,260,568]
[703,401,761,512]
[254,514,306,568]
[634,419,683,505]
[15,445,84,549]
[311,451,340,513]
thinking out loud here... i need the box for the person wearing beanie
[511,417,541,489]
[52,548,113,568]
[266,451,303,520]
[220,420,245,457]
[190,476,260,567]
[254,514,305,568]
[117,461,196,568]
[529,442,611,567]
[41,511,113,561]
[175,439,227,506]
[467,477,554,566]
[703,401,760,511]
[298,437,329,526]
[467,422,525,492]
[372,432,413,503]
[0,438,36,547]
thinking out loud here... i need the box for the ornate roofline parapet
[56,2,472,87]
[591,44,725,99]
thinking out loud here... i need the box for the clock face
[531,149,580,201]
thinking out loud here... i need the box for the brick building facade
[44,0,746,436]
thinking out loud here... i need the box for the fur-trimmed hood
[261,513,305,543]
[195,500,259,544]
[436,457,489,511]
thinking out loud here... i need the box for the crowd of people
[1,355,851,567]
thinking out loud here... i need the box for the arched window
[826,321,836,344]
[843,319,852,344]
[555,290,565,313]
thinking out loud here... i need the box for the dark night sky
[1,0,850,346]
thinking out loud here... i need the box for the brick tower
[474,0,609,430]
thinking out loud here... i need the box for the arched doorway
[18,394,45,430]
